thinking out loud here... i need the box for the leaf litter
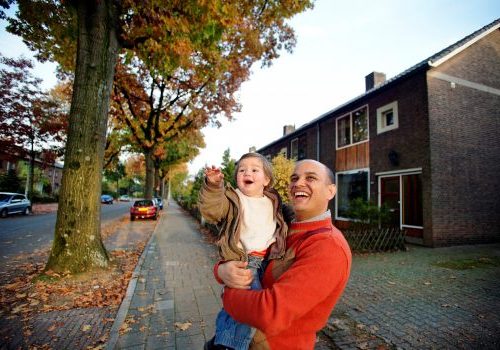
[0,214,154,349]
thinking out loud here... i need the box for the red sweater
[222,218,352,350]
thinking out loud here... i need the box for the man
[214,159,352,349]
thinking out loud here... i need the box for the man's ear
[327,184,336,200]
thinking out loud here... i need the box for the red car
[130,199,158,221]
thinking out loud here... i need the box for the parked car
[154,197,164,210]
[119,194,131,202]
[100,194,114,204]
[0,192,32,218]
[130,199,158,221]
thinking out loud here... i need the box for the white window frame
[335,168,370,221]
[376,101,399,134]
[377,168,423,229]
[290,138,298,160]
[336,105,369,150]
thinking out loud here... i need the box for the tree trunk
[28,147,35,201]
[144,148,154,199]
[47,0,119,273]
[154,164,160,197]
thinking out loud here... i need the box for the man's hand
[218,261,253,289]
[205,165,224,187]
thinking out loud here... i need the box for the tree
[221,148,236,188]
[272,153,295,203]
[155,128,205,198]
[0,54,67,200]
[6,0,314,273]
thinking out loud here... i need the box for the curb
[105,213,164,350]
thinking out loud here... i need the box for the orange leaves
[0,225,148,322]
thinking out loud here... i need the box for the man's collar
[294,210,331,223]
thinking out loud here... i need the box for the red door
[381,176,400,227]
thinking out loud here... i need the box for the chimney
[249,146,256,153]
[365,72,386,91]
[283,125,295,136]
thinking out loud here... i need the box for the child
[198,152,290,350]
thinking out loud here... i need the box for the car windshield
[134,200,154,207]
[0,194,12,202]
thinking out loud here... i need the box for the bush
[343,198,405,252]
[345,198,391,228]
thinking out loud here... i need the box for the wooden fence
[343,226,406,252]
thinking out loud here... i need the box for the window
[297,136,307,160]
[337,115,350,148]
[336,169,369,219]
[290,138,298,160]
[336,106,368,149]
[377,101,399,134]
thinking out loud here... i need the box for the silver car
[0,192,32,218]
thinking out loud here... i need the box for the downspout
[316,122,320,161]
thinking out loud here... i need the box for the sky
[1,1,499,175]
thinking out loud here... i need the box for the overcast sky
[1,1,499,175]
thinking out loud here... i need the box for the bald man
[213,159,352,350]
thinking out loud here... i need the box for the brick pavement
[106,201,222,350]
[327,243,500,349]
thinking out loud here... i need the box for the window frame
[377,168,423,229]
[376,101,399,134]
[336,105,369,150]
[335,168,370,220]
[290,138,299,160]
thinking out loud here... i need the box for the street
[0,201,132,263]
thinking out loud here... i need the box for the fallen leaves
[174,321,192,331]
[0,218,152,350]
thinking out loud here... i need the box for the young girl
[198,152,290,350]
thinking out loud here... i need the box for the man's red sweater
[222,218,352,349]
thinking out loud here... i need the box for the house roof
[258,18,500,152]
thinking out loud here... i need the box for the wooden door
[381,176,400,227]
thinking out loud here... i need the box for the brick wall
[427,29,500,246]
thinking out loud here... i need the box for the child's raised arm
[204,165,224,187]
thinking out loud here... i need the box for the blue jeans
[214,255,267,350]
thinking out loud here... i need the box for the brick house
[257,19,500,247]
[0,151,63,196]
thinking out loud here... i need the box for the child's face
[236,157,270,198]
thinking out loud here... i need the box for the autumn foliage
[272,153,295,203]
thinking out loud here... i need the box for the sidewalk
[107,202,500,349]
[106,201,222,350]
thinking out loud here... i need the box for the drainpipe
[316,123,320,161]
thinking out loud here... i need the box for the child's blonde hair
[235,152,274,188]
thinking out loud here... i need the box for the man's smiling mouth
[294,191,309,198]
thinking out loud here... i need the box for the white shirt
[235,189,277,253]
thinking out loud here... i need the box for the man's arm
[222,235,351,335]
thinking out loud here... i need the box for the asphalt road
[0,201,132,263]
